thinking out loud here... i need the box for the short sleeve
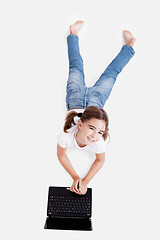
[94,140,106,154]
[57,131,68,148]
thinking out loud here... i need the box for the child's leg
[94,44,135,87]
[67,34,85,86]
[66,21,86,110]
[87,30,136,108]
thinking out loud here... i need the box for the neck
[76,130,86,148]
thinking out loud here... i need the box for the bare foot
[123,30,136,47]
[69,20,84,36]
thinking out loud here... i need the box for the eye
[98,132,103,135]
[90,127,94,130]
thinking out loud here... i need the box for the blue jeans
[66,34,135,110]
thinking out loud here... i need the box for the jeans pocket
[92,90,105,106]
[66,87,81,100]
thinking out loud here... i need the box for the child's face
[77,118,106,146]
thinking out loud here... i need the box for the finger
[84,188,87,194]
[81,191,86,195]
[78,179,82,191]
[73,188,79,194]
[75,190,82,195]
[78,188,84,195]
[76,180,81,192]
[74,181,79,192]
[79,191,84,195]
[81,188,87,195]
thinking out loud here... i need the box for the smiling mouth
[87,136,95,143]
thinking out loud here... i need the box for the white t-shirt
[57,109,106,154]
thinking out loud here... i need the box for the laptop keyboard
[48,195,91,216]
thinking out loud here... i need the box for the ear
[78,119,83,129]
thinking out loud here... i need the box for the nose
[91,132,97,139]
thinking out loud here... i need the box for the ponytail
[63,111,80,133]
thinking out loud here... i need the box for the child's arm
[57,144,82,193]
[79,153,105,194]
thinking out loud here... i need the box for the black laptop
[44,186,93,231]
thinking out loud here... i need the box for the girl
[57,20,136,195]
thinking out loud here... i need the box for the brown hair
[64,106,110,141]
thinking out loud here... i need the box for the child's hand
[78,179,87,195]
[70,177,82,194]
[70,178,88,195]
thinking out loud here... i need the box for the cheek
[85,129,91,136]
[97,134,103,140]
[80,127,89,135]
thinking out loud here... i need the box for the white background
[0,0,160,239]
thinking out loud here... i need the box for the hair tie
[77,112,82,118]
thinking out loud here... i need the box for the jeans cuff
[123,44,135,55]
[67,34,79,39]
